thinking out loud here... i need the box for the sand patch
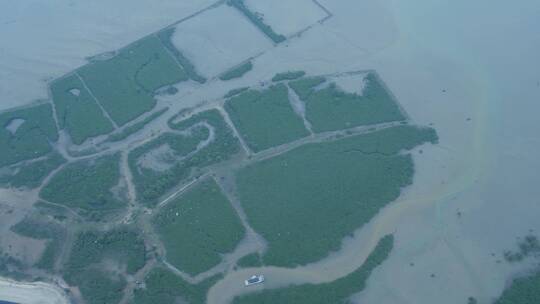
[68,88,80,97]
[330,72,369,95]
[137,144,178,172]
[110,176,129,202]
[4,118,25,134]
[136,123,216,173]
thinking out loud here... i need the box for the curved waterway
[207,142,488,303]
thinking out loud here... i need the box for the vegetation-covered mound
[51,74,114,144]
[40,153,124,220]
[228,0,286,43]
[225,84,309,152]
[129,109,240,206]
[236,125,437,266]
[220,61,253,81]
[64,228,147,304]
[290,73,406,132]
[153,178,245,275]
[272,71,306,82]
[78,36,188,126]
[495,271,540,304]
[0,103,58,167]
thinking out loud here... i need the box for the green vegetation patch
[10,216,66,272]
[225,84,309,152]
[236,126,437,266]
[129,131,208,206]
[134,267,221,304]
[106,107,168,142]
[153,178,245,275]
[228,0,286,43]
[220,61,253,81]
[233,235,394,304]
[495,270,540,304]
[504,234,540,263]
[224,87,249,99]
[76,269,126,304]
[64,228,147,303]
[65,228,147,279]
[157,28,207,83]
[236,252,262,268]
[130,109,240,206]
[51,74,114,144]
[40,153,124,219]
[294,73,406,132]
[272,71,306,82]
[0,152,65,189]
[288,76,326,100]
[0,103,58,167]
[78,35,187,126]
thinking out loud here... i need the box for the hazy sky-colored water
[353,1,540,302]
[398,0,540,228]
[0,1,539,303]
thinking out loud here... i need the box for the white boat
[244,275,265,286]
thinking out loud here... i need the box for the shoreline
[0,277,69,304]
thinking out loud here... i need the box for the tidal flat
[0,0,539,303]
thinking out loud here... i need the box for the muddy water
[208,0,540,303]
[353,1,540,303]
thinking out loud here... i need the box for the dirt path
[75,72,119,130]
[215,106,252,156]
[149,173,265,285]
[157,173,209,209]
[249,120,407,163]
[116,151,138,225]
[287,85,314,134]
